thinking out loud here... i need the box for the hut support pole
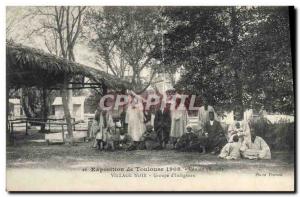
[25,120,28,135]
[40,88,47,132]
[61,76,73,144]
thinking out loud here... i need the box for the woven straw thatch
[6,41,131,90]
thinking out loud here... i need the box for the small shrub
[249,118,294,151]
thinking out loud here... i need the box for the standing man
[197,100,218,136]
[154,101,171,148]
[203,111,227,154]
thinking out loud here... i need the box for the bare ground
[6,129,294,174]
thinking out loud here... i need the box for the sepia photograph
[5,5,295,192]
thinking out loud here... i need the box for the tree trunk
[21,88,34,118]
[61,76,73,144]
[230,7,243,107]
[67,84,73,118]
[40,88,48,132]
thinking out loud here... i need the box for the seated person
[118,129,132,150]
[141,125,161,150]
[105,126,119,151]
[241,130,271,160]
[219,135,241,160]
[175,125,205,152]
[228,109,251,152]
[202,112,227,154]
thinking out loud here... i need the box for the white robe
[170,109,187,138]
[219,142,241,160]
[242,136,271,159]
[126,104,145,141]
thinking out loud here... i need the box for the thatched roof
[6,41,131,90]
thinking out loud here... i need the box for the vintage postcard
[6,6,295,192]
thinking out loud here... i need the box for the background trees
[8,6,87,140]
[84,7,165,93]
[160,6,294,114]
[7,6,294,116]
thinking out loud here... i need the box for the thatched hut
[6,41,131,90]
[6,41,131,143]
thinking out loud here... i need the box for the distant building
[52,96,86,120]
[154,73,173,94]
[8,98,23,118]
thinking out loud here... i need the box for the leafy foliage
[85,7,164,92]
[160,7,294,114]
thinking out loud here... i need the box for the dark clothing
[144,111,152,124]
[203,120,227,152]
[142,130,161,150]
[119,134,132,149]
[175,132,202,152]
[154,109,171,144]
[120,111,127,131]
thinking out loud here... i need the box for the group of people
[90,94,271,160]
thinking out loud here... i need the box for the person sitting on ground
[105,125,119,151]
[141,125,161,150]
[175,125,204,152]
[241,130,271,160]
[228,109,251,152]
[202,111,227,154]
[219,134,241,160]
[118,129,132,150]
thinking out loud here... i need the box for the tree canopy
[84,7,165,93]
[159,6,294,114]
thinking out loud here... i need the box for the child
[105,126,119,151]
[219,135,241,160]
[119,129,132,150]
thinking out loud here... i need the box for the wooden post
[25,120,28,135]
[11,123,14,145]
[62,125,65,143]
[73,118,75,132]
[41,88,48,132]
[48,120,51,132]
